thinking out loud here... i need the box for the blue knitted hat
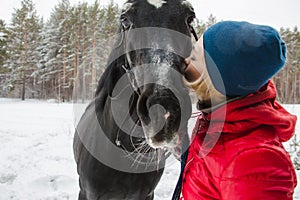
[203,21,286,97]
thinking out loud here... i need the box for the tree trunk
[77,24,82,102]
[22,70,26,101]
[63,32,67,103]
[22,25,28,101]
[82,25,87,102]
[91,19,97,98]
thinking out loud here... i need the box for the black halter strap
[122,25,199,96]
[190,25,199,41]
[122,25,142,96]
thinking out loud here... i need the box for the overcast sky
[0,0,299,30]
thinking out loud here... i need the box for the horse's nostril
[138,92,171,131]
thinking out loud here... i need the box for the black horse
[73,0,196,199]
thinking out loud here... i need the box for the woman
[182,21,297,199]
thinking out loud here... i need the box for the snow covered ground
[0,98,299,199]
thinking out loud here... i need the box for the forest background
[0,0,299,103]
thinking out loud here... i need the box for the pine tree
[83,0,108,100]
[0,20,8,71]
[0,19,10,96]
[57,0,73,102]
[84,0,119,100]
[206,14,217,29]
[70,2,89,102]
[40,20,61,99]
[193,18,206,38]
[42,0,73,102]
[6,0,42,100]
[193,14,218,39]
[275,27,300,104]
[70,1,119,102]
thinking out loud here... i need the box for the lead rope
[171,113,201,200]
[172,27,199,200]
[171,142,189,200]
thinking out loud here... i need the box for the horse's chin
[145,132,183,160]
[145,131,180,149]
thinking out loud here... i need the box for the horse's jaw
[142,125,184,160]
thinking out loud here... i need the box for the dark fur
[74,0,195,199]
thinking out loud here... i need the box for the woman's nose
[183,58,201,82]
[185,57,191,65]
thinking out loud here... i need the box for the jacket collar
[201,81,297,142]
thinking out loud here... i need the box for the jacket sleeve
[220,147,297,200]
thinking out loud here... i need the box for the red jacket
[181,81,297,200]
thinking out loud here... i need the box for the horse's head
[117,0,195,149]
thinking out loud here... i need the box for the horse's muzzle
[137,87,184,148]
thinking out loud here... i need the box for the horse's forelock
[147,0,167,8]
[123,0,193,9]
[182,0,193,7]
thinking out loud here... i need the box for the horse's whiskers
[124,138,165,170]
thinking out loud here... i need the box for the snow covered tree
[86,0,105,99]
[41,0,73,101]
[275,27,300,104]
[0,20,8,70]
[193,14,218,41]
[69,2,89,102]
[6,0,42,100]
[0,19,10,96]
[37,0,120,102]
[70,0,119,102]
[82,1,119,100]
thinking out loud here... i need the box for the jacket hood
[206,81,297,142]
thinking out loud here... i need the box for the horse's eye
[121,15,132,30]
[187,15,195,25]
